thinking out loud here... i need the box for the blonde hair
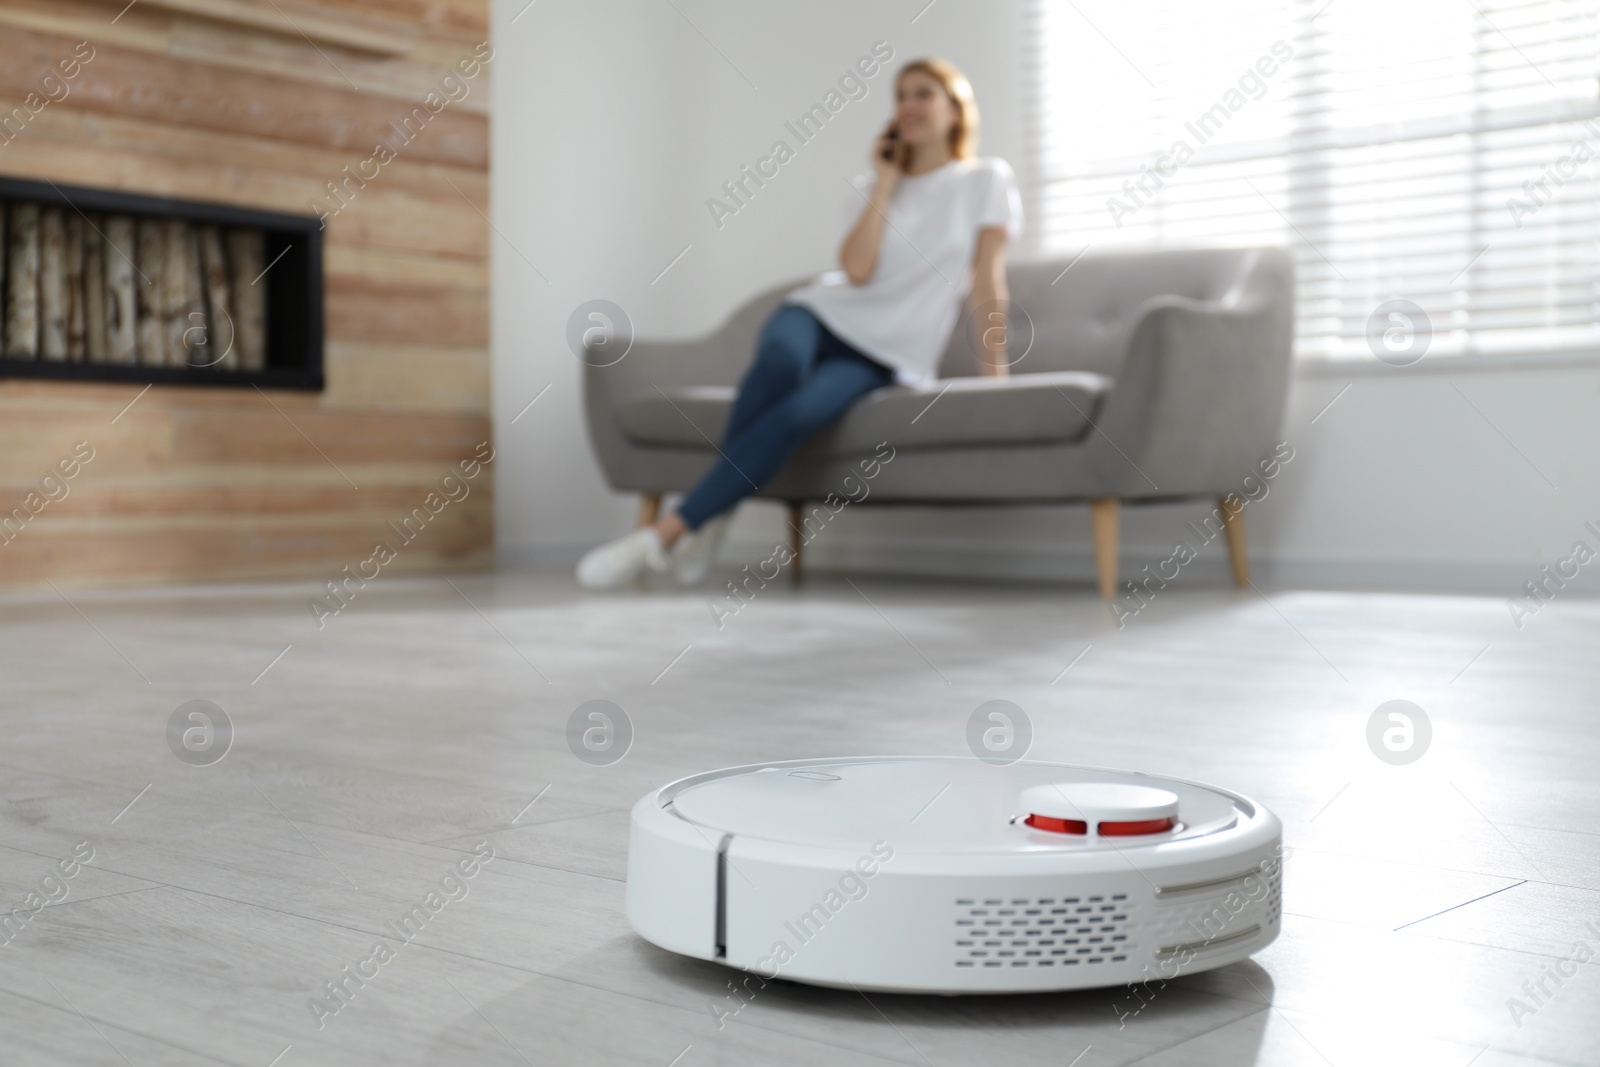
[896,58,979,160]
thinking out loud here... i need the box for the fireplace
[0,174,322,390]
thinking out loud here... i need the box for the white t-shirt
[785,156,1023,385]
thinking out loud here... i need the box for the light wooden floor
[0,566,1595,1066]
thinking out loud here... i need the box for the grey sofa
[582,247,1294,597]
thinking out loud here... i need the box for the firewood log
[197,225,236,369]
[104,215,137,365]
[4,202,40,359]
[84,213,108,363]
[227,229,267,371]
[39,206,67,361]
[65,212,87,361]
[162,219,189,366]
[135,218,165,365]
[0,204,6,355]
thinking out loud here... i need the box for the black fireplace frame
[0,174,324,391]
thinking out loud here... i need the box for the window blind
[1023,0,1600,361]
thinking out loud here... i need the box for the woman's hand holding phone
[872,121,904,185]
[843,120,904,283]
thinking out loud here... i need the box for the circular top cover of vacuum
[627,757,1283,995]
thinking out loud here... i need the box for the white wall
[491,0,1600,597]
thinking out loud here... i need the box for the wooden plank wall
[0,0,492,589]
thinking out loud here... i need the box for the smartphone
[880,124,899,162]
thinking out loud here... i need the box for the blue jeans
[677,304,893,530]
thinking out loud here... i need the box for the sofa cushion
[614,371,1113,455]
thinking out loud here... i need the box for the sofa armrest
[585,275,798,403]
[582,277,800,492]
[583,337,714,492]
[1090,284,1293,499]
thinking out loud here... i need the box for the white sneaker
[671,513,732,586]
[576,528,670,590]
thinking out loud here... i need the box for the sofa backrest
[936,246,1291,379]
[689,246,1292,386]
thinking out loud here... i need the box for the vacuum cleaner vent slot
[1155,869,1261,900]
[1154,923,1263,960]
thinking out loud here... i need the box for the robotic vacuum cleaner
[626,757,1282,994]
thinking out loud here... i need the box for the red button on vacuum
[1024,813,1087,834]
[1097,816,1176,836]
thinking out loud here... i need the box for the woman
[577,57,1022,589]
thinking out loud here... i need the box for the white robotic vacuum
[627,757,1282,994]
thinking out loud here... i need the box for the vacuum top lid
[662,757,1248,855]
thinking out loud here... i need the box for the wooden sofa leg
[1218,494,1250,588]
[1090,497,1119,599]
[787,502,804,586]
[633,493,662,590]
[635,492,662,529]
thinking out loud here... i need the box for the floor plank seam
[0,982,246,1067]
[1392,879,1530,931]
[1115,1005,1271,1067]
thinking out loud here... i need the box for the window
[1024,0,1600,361]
